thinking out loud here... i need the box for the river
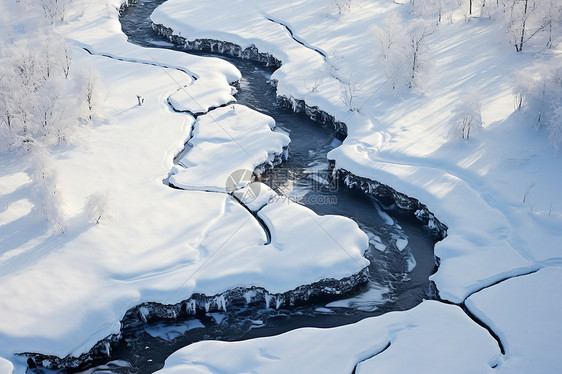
[53,1,440,372]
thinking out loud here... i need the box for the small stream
[56,1,440,372]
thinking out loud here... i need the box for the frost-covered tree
[451,93,482,140]
[42,0,73,24]
[501,0,562,51]
[374,12,409,90]
[83,193,108,224]
[410,0,459,23]
[408,23,434,89]
[512,73,533,110]
[517,69,562,150]
[30,150,65,233]
[540,0,562,49]
[374,15,434,91]
[0,29,92,151]
[79,70,102,120]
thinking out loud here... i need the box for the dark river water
[74,1,440,372]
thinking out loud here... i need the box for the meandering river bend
[42,1,441,372]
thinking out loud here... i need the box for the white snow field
[466,266,562,373]
[154,301,500,374]
[1,0,561,372]
[0,358,13,374]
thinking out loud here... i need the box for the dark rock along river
[25,1,445,373]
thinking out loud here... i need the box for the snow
[0,358,13,374]
[147,0,562,371]
[233,182,278,212]
[169,104,290,192]
[208,313,226,324]
[1,0,562,371]
[367,232,387,252]
[256,196,370,283]
[0,0,368,367]
[152,0,562,302]
[187,182,370,293]
[325,284,389,311]
[154,301,500,374]
[394,236,408,252]
[167,77,236,115]
[466,266,562,373]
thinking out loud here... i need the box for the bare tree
[80,70,102,120]
[339,77,359,111]
[374,13,410,90]
[451,93,482,140]
[61,42,72,79]
[333,0,351,16]
[306,69,326,92]
[408,23,434,89]
[30,150,65,233]
[41,0,73,24]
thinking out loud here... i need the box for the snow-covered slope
[154,301,500,374]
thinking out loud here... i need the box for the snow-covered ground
[154,301,500,374]
[1,0,561,372]
[169,104,290,192]
[0,0,367,369]
[151,0,562,371]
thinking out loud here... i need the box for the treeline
[368,0,562,146]
[0,0,106,232]
[0,0,102,152]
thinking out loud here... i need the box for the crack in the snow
[350,342,391,374]
[231,193,272,245]
[81,46,198,80]
[461,301,506,355]
[263,15,346,84]
[463,266,543,302]
[264,16,328,59]
[435,266,547,357]
[167,98,237,118]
